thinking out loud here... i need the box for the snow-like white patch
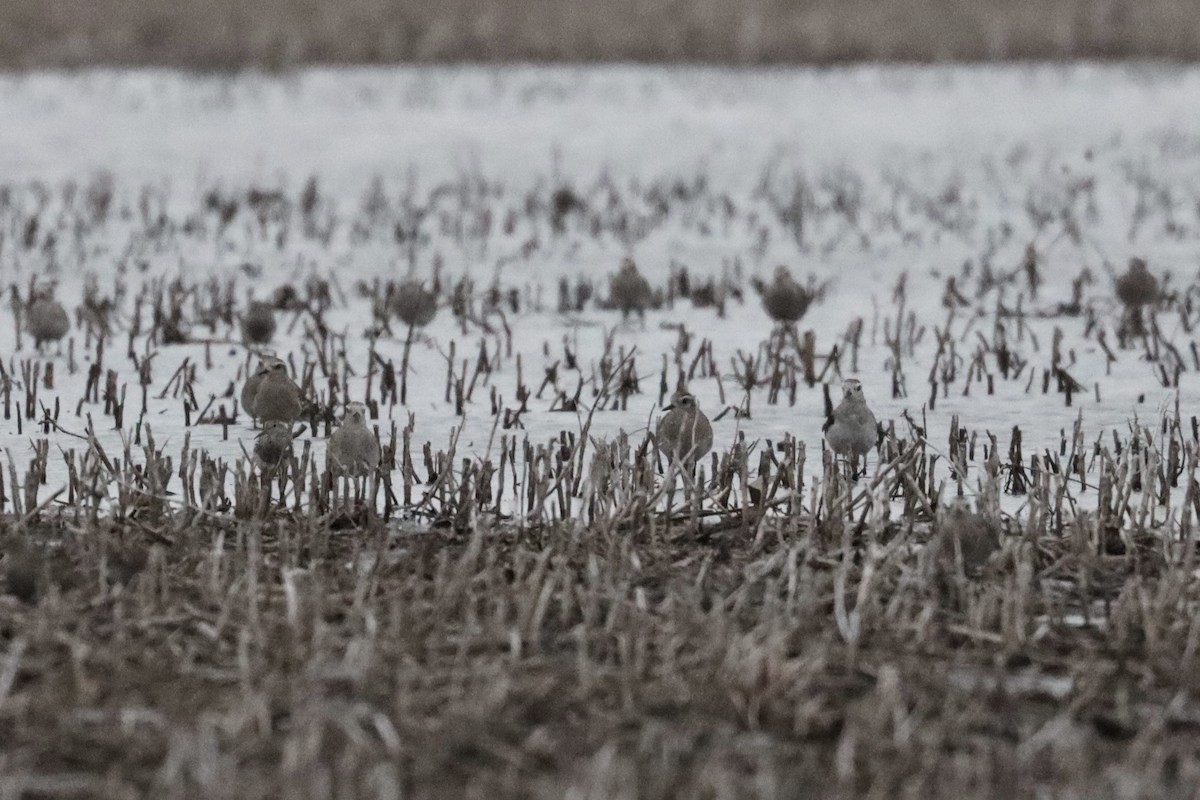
[0,64,1195,520]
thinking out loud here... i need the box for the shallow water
[0,65,1196,520]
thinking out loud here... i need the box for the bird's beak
[664,404,675,411]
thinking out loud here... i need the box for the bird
[933,500,1002,577]
[758,266,812,325]
[327,402,381,477]
[655,389,714,469]
[27,286,70,353]
[388,280,438,329]
[273,283,303,311]
[824,379,878,478]
[252,359,302,425]
[241,355,285,426]
[609,258,654,323]
[1115,257,1158,339]
[1115,257,1158,309]
[2,534,38,604]
[253,420,294,470]
[240,301,276,345]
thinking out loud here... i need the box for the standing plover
[240,300,277,345]
[609,258,654,323]
[389,280,439,328]
[1115,257,1158,308]
[656,390,714,469]
[759,266,813,325]
[327,402,381,477]
[254,420,294,469]
[1115,257,1158,338]
[252,360,302,425]
[241,355,285,426]
[933,500,1001,576]
[27,286,70,354]
[823,379,878,477]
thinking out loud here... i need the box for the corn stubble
[1,165,1199,798]
[2,410,1197,798]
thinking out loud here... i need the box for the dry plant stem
[400,323,415,406]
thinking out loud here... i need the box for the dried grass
[2,0,1200,69]
[2,148,1200,795]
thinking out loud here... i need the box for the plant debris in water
[1,69,1200,797]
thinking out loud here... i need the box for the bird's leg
[275,462,288,507]
[838,454,858,482]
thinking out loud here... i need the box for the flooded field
[2,65,1200,797]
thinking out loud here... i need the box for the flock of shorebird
[16,254,1160,486]
[239,354,381,475]
[615,258,875,474]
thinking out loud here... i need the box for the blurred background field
[3,0,1199,69]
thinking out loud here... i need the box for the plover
[241,355,285,426]
[933,500,1001,576]
[389,280,438,328]
[656,389,714,469]
[2,534,37,604]
[823,379,878,477]
[1115,257,1159,339]
[327,402,381,477]
[240,300,277,345]
[759,266,812,325]
[27,286,70,353]
[1115,257,1158,308]
[609,258,654,323]
[1113,256,1161,338]
[252,359,302,425]
[253,420,294,469]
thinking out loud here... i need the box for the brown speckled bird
[253,420,294,469]
[327,403,381,477]
[27,286,70,354]
[1115,258,1160,339]
[933,500,1002,577]
[389,280,438,328]
[759,266,813,325]
[656,390,713,469]
[609,258,654,323]
[824,379,878,478]
[241,355,285,426]
[252,360,302,425]
[240,301,277,345]
[1115,257,1158,308]
[1115,257,1159,339]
